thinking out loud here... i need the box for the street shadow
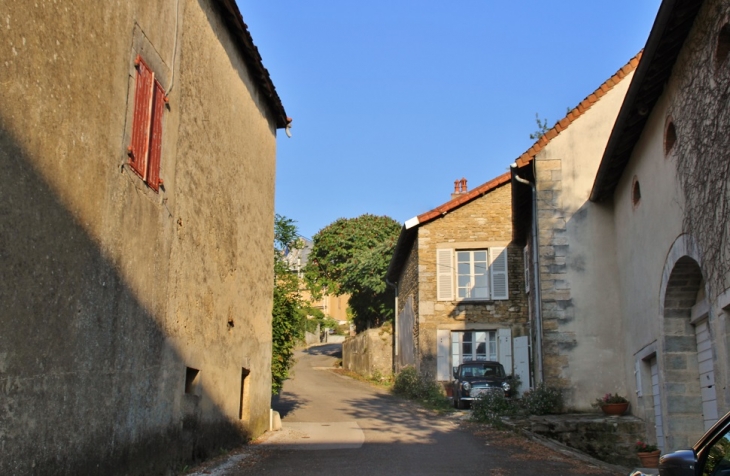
[0,86,248,476]
[305,343,343,359]
[271,392,309,419]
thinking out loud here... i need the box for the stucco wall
[416,183,528,379]
[0,0,277,473]
[533,71,633,409]
[612,0,730,451]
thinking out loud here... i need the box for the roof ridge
[514,51,642,168]
[414,171,512,225]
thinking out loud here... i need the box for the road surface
[191,344,623,475]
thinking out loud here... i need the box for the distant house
[510,53,639,411]
[285,238,350,324]
[0,0,287,474]
[386,176,529,388]
[590,0,728,452]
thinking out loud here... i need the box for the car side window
[702,431,730,476]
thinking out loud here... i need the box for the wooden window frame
[437,247,509,302]
[128,55,166,192]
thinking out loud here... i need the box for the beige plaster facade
[387,178,528,385]
[592,0,730,452]
[512,60,636,410]
[0,0,286,473]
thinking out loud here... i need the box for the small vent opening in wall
[239,368,251,421]
[716,23,730,67]
[665,120,677,156]
[185,367,200,394]
[632,178,642,207]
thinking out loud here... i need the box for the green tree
[529,113,550,140]
[304,214,400,332]
[271,214,304,394]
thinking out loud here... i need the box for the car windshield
[460,364,504,378]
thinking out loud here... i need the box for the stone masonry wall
[416,183,528,378]
[534,158,573,388]
[396,237,420,371]
[343,328,394,379]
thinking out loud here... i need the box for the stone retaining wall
[342,328,393,378]
[510,414,645,468]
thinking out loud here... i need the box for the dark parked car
[451,361,511,409]
[658,410,730,476]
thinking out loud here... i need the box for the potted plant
[636,441,660,468]
[592,393,629,415]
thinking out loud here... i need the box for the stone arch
[658,234,710,451]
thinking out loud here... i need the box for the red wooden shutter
[128,56,154,178]
[147,79,165,191]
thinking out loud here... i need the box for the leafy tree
[271,214,304,394]
[529,112,550,140]
[304,214,400,332]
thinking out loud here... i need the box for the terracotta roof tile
[513,51,642,169]
[415,172,512,226]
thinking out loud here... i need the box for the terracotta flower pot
[638,449,661,468]
[601,402,629,416]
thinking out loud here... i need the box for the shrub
[392,367,450,409]
[520,383,563,415]
[471,391,518,427]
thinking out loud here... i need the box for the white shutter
[436,329,450,381]
[497,328,512,375]
[489,247,509,300]
[436,249,454,301]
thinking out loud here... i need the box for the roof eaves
[415,172,512,226]
[212,0,289,129]
[513,52,642,169]
[590,0,704,202]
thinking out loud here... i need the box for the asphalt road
[191,344,623,476]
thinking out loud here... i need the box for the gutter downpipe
[385,277,398,374]
[512,168,544,385]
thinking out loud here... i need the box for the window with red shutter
[128,55,166,192]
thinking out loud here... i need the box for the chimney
[451,177,468,199]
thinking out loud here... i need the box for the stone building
[510,55,639,410]
[513,0,730,454]
[590,0,730,452]
[0,0,287,474]
[386,175,529,388]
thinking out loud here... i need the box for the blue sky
[238,1,662,240]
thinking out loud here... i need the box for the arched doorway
[661,255,716,450]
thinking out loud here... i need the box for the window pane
[473,286,488,298]
[475,332,486,343]
[476,342,486,359]
[458,262,470,275]
[463,332,473,343]
[474,251,487,262]
[458,275,471,287]
[452,333,459,344]
[457,251,470,263]
[458,288,468,298]
[462,343,472,357]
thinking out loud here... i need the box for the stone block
[667,395,702,414]
[666,354,688,370]
[665,336,696,352]
[538,159,562,170]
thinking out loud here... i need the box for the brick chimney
[451,177,468,199]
